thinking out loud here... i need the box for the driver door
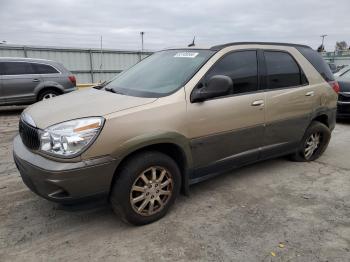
[185,50,265,179]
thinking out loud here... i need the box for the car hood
[25,88,157,128]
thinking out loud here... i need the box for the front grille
[338,93,350,102]
[19,119,40,150]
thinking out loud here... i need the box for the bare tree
[335,41,348,51]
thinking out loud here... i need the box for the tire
[290,121,331,162]
[110,151,181,225]
[38,89,61,101]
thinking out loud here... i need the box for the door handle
[32,79,40,82]
[305,91,314,97]
[251,100,264,106]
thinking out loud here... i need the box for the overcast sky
[0,0,349,51]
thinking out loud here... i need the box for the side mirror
[191,75,233,103]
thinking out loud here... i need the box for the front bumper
[13,135,119,203]
[337,102,350,118]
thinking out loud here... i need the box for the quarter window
[264,51,307,89]
[205,51,258,95]
[32,63,59,74]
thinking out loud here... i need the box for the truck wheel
[290,121,331,162]
[110,151,181,225]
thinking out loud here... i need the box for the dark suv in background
[0,57,76,105]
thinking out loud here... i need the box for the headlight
[39,117,104,157]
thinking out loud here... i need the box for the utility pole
[320,34,327,49]
[99,35,103,82]
[140,31,144,53]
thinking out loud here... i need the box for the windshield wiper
[93,82,105,90]
[93,80,114,90]
[104,86,116,93]
[104,86,125,95]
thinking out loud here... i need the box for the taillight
[68,75,76,86]
[328,81,340,94]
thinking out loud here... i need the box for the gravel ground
[0,108,349,262]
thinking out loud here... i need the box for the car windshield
[104,49,215,97]
[338,68,350,79]
[334,66,350,77]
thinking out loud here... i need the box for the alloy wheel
[130,166,173,216]
[42,93,57,100]
[304,132,321,159]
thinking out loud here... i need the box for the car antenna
[188,36,195,47]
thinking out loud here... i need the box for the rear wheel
[38,89,60,101]
[110,151,181,225]
[290,121,331,162]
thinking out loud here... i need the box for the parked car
[13,42,338,225]
[0,57,77,105]
[334,68,350,118]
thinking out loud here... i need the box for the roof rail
[210,42,311,51]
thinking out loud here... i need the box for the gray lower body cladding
[13,135,119,203]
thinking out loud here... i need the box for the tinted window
[32,63,59,74]
[0,63,4,75]
[264,51,305,89]
[296,46,334,81]
[206,51,258,94]
[2,62,35,75]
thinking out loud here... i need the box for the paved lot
[0,108,349,262]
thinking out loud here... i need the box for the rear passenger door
[32,62,61,85]
[187,50,265,177]
[262,50,317,158]
[1,62,42,104]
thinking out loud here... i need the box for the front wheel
[290,121,331,162]
[110,151,181,225]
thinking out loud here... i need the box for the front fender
[113,131,193,169]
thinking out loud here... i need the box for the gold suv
[13,42,338,225]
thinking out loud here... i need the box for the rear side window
[1,62,35,75]
[264,51,307,89]
[32,63,59,74]
[296,46,334,81]
[205,50,258,94]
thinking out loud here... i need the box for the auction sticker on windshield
[174,52,199,58]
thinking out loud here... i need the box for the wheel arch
[36,86,63,101]
[109,134,193,196]
[312,113,329,127]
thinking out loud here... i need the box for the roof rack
[210,42,311,51]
